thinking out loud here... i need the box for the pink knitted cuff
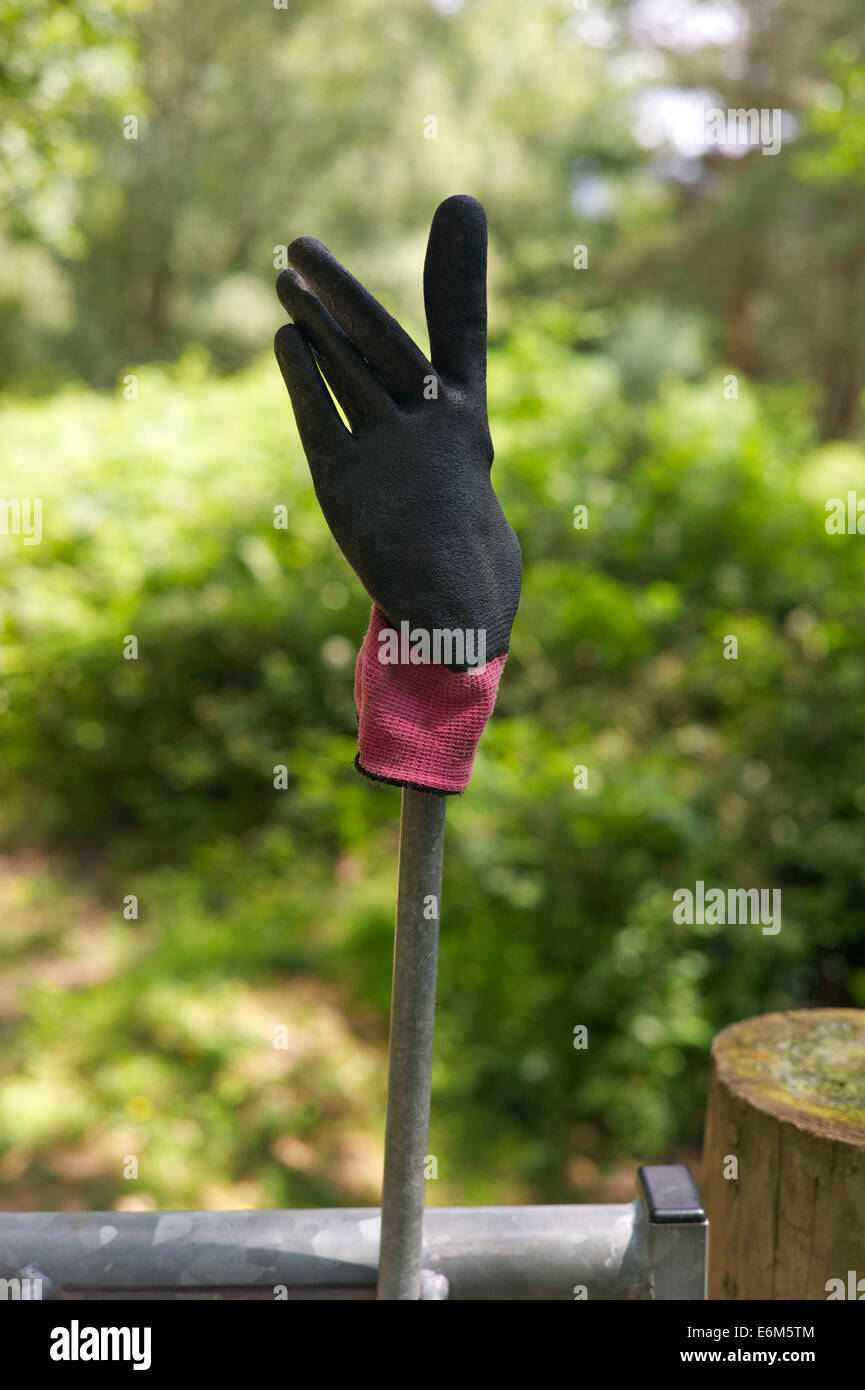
[353,604,506,794]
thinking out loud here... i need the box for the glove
[274,194,521,793]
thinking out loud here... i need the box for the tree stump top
[712,1008,865,1146]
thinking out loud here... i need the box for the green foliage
[5,0,862,433]
[2,339,864,1206]
[3,0,865,1212]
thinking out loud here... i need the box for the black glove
[274,195,521,793]
[274,194,521,667]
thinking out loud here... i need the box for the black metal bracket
[638,1164,706,1224]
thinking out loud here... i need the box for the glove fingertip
[434,192,486,222]
[275,268,303,309]
[430,195,487,249]
[274,323,311,384]
[273,320,298,357]
[288,235,331,267]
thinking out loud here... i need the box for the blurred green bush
[2,335,865,1208]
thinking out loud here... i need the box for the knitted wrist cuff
[353,604,506,794]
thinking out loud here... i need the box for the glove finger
[424,194,487,392]
[288,236,433,405]
[277,269,392,429]
[274,323,350,458]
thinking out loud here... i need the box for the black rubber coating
[273,195,521,669]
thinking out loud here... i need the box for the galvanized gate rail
[0,1165,706,1300]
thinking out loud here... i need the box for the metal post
[637,1164,708,1301]
[376,787,446,1300]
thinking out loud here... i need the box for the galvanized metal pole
[376,786,446,1300]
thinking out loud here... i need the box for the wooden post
[702,1008,865,1300]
